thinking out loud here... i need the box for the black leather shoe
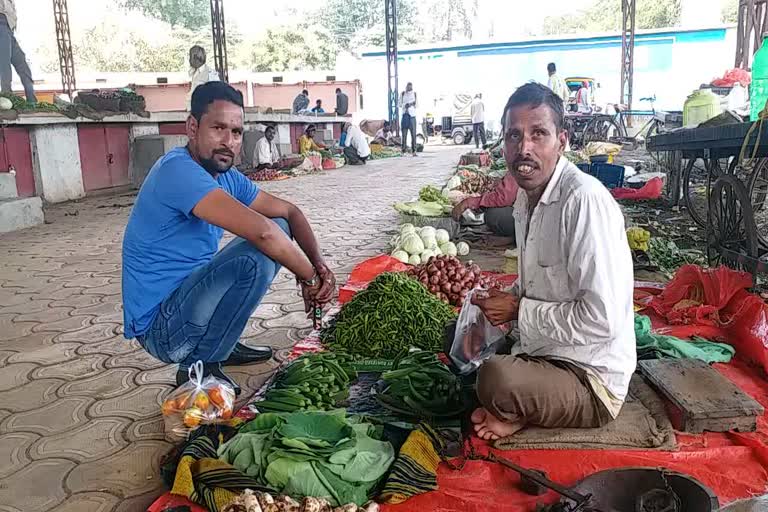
[224,343,273,366]
[176,363,242,396]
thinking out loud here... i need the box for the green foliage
[426,0,477,41]
[722,0,739,24]
[542,0,682,35]
[119,0,210,30]
[318,0,422,51]
[234,24,337,72]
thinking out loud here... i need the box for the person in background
[451,174,518,239]
[299,125,326,155]
[577,81,592,113]
[293,89,310,114]
[342,122,371,165]
[335,88,349,116]
[469,82,635,440]
[0,0,36,103]
[311,99,325,114]
[373,121,394,145]
[546,63,568,108]
[122,82,336,395]
[254,126,280,171]
[187,46,219,110]
[471,93,487,149]
[399,82,418,155]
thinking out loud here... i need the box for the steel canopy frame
[385,0,400,135]
[735,0,768,69]
[620,0,636,112]
[52,0,76,100]
[210,0,229,83]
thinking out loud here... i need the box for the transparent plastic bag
[448,288,507,374]
[161,361,237,441]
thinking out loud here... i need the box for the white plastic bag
[448,289,506,374]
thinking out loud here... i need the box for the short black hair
[547,63,556,73]
[316,99,322,104]
[302,89,309,95]
[190,81,244,122]
[503,82,564,132]
[335,88,341,93]
[265,125,275,133]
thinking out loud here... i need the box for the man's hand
[471,288,519,326]
[314,264,336,306]
[301,279,323,314]
[452,198,473,221]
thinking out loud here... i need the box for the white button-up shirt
[512,157,636,417]
[345,125,371,159]
[254,136,280,166]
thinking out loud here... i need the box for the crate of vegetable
[405,255,494,307]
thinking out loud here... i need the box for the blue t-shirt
[122,147,260,338]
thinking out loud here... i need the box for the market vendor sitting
[373,121,395,145]
[299,125,326,155]
[254,125,281,170]
[121,82,336,395]
[451,174,519,238]
[470,82,636,440]
[342,122,371,165]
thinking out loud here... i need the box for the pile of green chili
[321,272,457,358]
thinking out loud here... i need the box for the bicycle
[582,95,666,147]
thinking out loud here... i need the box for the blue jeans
[137,218,290,369]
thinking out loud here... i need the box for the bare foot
[471,407,524,441]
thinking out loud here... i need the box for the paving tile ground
[0,145,466,511]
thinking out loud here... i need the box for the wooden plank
[639,359,763,433]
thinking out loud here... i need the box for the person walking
[471,93,487,149]
[399,82,418,155]
[0,0,36,103]
[546,63,569,109]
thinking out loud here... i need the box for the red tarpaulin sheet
[611,177,664,201]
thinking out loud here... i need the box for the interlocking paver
[0,146,463,510]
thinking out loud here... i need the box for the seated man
[342,122,371,165]
[299,125,326,155]
[311,99,325,113]
[373,121,393,145]
[451,174,518,238]
[254,125,281,171]
[122,82,335,394]
[470,82,635,440]
[292,89,310,114]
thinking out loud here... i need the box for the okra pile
[320,272,457,358]
[252,352,356,413]
[377,351,465,419]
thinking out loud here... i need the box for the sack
[161,361,237,441]
[449,289,507,374]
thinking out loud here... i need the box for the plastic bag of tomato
[161,361,238,440]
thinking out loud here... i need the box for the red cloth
[611,177,664,200]
[712,68,751,88]
[464,173,519,210]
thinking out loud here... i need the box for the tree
[541,0,682,35]
[119,0,210,31]
[722,0,739,24]
[426,0,478,42]
[234,25,337,72]
[318,0,422,51]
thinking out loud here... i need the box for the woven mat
[493,374,677,451]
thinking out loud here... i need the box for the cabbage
[435,229,450,245]
[421,234,438,249]
[420,249,435,262]
[456,241,470,256]
[408,254,421,265]
[419,226,436,239]
[439,242,458,257]
[433,245,443,256]
[401,233,425,255]
[391,250,410,263]
[400,223,417,236]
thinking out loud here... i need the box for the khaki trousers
[477,355,613,428]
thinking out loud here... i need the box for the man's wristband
[299,271,319,287]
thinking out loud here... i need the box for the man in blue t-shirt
[122,82,335,394]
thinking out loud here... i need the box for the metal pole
[385,0,399,135]
[210,0,229,83]
[52,0,76,100]
[620,0,636,118]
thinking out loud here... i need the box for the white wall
[30,125,85,204]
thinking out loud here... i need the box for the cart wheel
[707,174,759,269]
[682,157,726,228]
[662,151,683,207]
[728,158,768,247]
[583,116,624,145]
[453,131,466,145]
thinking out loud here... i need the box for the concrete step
[0,172,18,200]
[0,197,44,234]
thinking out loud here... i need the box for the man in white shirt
[547,63,569,109]
[399,82,418,155]
[471,93,487,149]
[342,122,371,165]
[470,82,636,440]
[0,0,35,103]
[254,126,280,170]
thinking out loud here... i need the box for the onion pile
[405,255,495,307]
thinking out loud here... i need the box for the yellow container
[683,89,721,127]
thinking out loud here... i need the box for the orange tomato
[174,391,193,410]
[183,407,204,428]
[193,392,210,411]
[161,399,177,416]
[209,387,227,408]
[219,405,233,419]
